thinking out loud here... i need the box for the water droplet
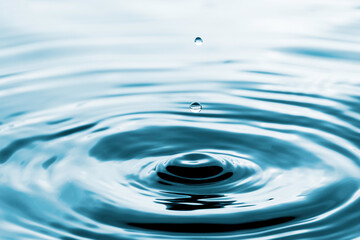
[189,102,202,113]
[194,37,203,46]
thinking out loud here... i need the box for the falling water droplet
[194,37,203,46]
[189,102,202,113]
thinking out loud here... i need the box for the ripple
[1,1,360,239]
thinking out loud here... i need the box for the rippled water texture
[1,1,360,239]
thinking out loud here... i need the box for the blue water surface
[1,1,360,239]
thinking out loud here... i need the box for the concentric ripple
[1,1,360,239]
[157,152,235,184]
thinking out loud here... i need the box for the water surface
[1,1,360,239]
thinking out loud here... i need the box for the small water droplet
[194,37,203,46]
[189,102,202,113]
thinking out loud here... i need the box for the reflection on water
[1,0,360,239]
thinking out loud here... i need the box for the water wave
[1,0,360,239]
